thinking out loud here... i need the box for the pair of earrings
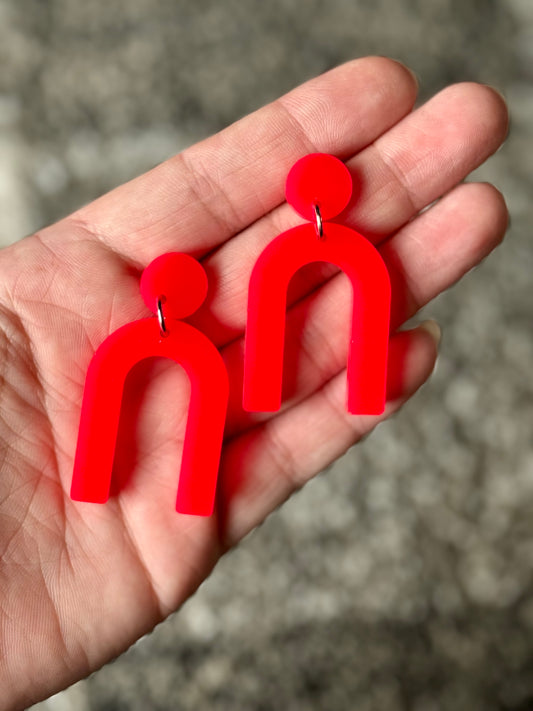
[71,154,391,516]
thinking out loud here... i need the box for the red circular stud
[285,153,353,222]
[140,252,208,319]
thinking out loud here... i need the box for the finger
[352,82,509,238]
[222,181,507,435]
[192,83,508,343]
[217,322,440,546]
[384,182,508,326]
[60,57,418,261]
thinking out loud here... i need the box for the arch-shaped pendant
[71,253,228,516]
[243,154,391,415]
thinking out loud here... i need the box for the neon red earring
[71,253,228,516]
[243,153,391,415]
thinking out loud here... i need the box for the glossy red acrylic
[243,153,391,415]
[71,253,228,516]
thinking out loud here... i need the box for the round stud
[140,252,208,320]
[285,153,353,222]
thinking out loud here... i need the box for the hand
[0,57,508,709]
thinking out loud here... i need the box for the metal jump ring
[314,204,324,239]
[157,296,169,337]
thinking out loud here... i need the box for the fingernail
[419,319,441,346]
[484,83,507,103]
[388,58,419,88]
[405,65,420,88]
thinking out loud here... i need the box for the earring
[70,253,228,517]
[243,153,391,415]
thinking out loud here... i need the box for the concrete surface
[0,0,531,709]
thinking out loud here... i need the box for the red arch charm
[71,253,229,517]
[243,222,391,415]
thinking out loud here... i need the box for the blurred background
[0,0,530,709]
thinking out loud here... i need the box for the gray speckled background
[1,0,530,709]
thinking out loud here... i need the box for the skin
[0,57,508,709]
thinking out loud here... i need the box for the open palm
[0,58,508,709]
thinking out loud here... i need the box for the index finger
[66,57,418,263]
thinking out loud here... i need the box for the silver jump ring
[314,204,324,239]
[157,296,169,337]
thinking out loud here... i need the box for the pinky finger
[217,321,441,546]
